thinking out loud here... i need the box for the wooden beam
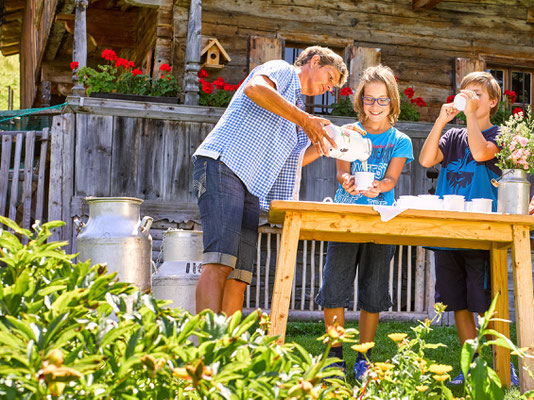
[45,0,75,62]
[527,8,534,24]
[4,0,25,12]
[412,0,442,10]
[124,0,165,7]
[56,9,138,48]
[0,44,20,56]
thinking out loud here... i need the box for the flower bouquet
[495,107,534,174]
[72,48,181,98]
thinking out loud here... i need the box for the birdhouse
[201,38,231,70]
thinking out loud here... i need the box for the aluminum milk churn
[75,197,153,292]
[494,169,530,214]
[152,229,203,313]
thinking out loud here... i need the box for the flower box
[89,92,180,104]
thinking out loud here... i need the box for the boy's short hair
[460,71,501,117]
[294,46,348,87]
[353,64,401,125]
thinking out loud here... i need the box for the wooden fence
[243,226,435,322]
[0,129,50,241]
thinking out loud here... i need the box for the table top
[269,201,534,250]
[269,200,534,225]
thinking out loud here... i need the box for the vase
[89,92,180,104]
[495,169,530,214]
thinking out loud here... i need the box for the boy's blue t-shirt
[334,122,414,206]
[436,125,501,211]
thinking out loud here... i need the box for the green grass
[286,320,522,399]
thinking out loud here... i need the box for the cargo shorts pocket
[192,159,207,199]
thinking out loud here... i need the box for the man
[192,46,348,315]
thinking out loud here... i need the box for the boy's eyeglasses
[362,96,391,106]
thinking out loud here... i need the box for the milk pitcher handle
[73,217,85,233]
[139,216,153,233]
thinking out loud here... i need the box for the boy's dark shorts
[192,156,259,284]
[434,249,491,313]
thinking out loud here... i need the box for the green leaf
[4,316,36,342]
[125,327,143,359]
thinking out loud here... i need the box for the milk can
[494,169,530,214]
[152,229,203,313]
[75,197,153,292]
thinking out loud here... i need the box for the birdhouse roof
[201,38,231,63]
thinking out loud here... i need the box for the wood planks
[0,129,50,234]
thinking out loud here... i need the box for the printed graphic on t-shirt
[334,124,414,206]
[444,149,475,193]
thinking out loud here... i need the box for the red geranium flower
[213,77,225,90]
[223,83,233,91]
[394,76,399,82]
[340,87,353,96]
[410,97,427,107]
[159,63,172,73]
[70,61,79,70]
[404,87,415,99]
[446,95,455,103]
[115,58,134,69]
[101,48,118,61]
[198,68,208,79]
[505,90,517,103]
[513,107,524,116]
[132,68,143,76]
[201,81,214,94]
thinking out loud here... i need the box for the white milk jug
[324,124,372,162]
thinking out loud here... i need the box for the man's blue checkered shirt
[194,60,310,211]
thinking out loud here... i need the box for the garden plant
[0,216,531,399]
[72,48,181,98]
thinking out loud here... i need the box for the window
[488,67,532,106]
[283,44,339,115]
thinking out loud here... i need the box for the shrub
[0,216,530,399]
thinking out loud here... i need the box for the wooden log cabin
[0,0,533,115]
[1,0,534,322]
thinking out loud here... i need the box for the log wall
[178,0,534,121]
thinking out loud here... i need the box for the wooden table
[268,200,534,391]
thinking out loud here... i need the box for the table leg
[269,212,302,344]
[490,245,511,386]
[511,225,534,392]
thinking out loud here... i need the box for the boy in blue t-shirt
[419,71,518,385]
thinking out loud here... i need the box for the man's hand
[301,115,337,156]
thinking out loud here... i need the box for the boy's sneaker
[322,360,346,380]
[449,371,465,386]
[353,359,369,380]
[510,362,519,387]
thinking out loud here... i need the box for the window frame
[283,43,343,115]
[488,66,533,107]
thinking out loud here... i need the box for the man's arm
[244,75,336,155]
